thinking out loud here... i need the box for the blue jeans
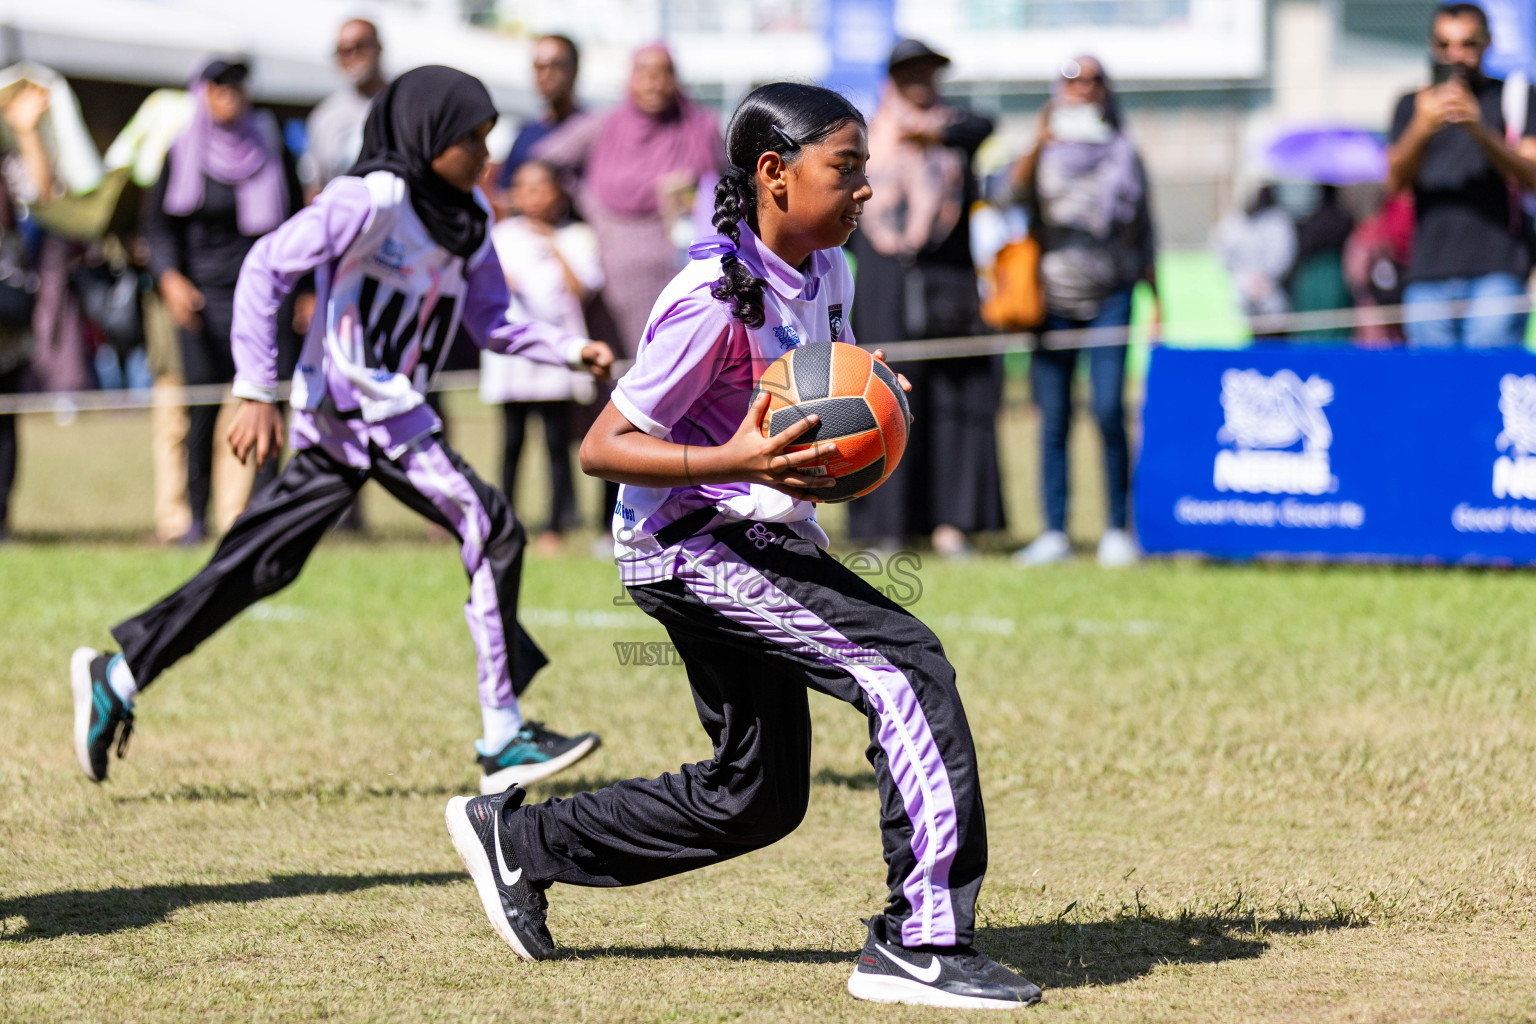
[1030,288,1133,532]
[1402,272,1528,348]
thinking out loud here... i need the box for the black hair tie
[722,164,749,184]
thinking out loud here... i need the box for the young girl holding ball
[445,82,1039,1010]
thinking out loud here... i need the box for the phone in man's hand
[1432,61,1474,87]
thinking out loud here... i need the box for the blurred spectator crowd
[1,3,1532,563]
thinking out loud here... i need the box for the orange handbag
[981,233,1045,331]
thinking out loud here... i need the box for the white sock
[107,654,138,707]
[480,703,524,753]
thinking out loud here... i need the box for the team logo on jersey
[745,523,780,550]
[373,237,407,271]
[771,324,802,351]
[828,304,844,341]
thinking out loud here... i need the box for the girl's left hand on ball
[871,349,914,423]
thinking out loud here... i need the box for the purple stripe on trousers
[400,440,514,708]
[674,541,960,946]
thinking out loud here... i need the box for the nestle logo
[1494,373,1536,500]
[1214,368,1336,496]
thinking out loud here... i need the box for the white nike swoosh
[876,943,942,983]
[492,806,523,888]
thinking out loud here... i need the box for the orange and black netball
[754,342,909,502]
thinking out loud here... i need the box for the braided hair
[710,83,865,328]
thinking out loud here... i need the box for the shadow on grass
[812,767,879,791]
[556,943,856,965]
[108,772,672,805]
[979,912,1357,989]
[558,913,1361,988]
[4,527,167,546]
[110,781,471,804]
[0,872,460,941]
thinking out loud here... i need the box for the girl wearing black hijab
[72,67,615,797]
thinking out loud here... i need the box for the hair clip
[770,124,799,150]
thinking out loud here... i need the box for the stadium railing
[0,293,1531,416]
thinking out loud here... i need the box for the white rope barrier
[1,292,1532,417]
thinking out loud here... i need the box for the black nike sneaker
[846,917,1043,1010]
[70,647,135,783]
[476,721,601,795]
[444,786,554,961]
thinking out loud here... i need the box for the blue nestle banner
[1481,0,1536,80]
[821,0,896,117]
[1136,346,1536,564]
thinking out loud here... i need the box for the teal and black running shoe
[70,647,135,783]
[476,721,599,795]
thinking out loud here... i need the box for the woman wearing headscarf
[75,66,613,795]
[145,59,303,542]
[845,39,1003,557]
[533,43,723,355]
[1010,56,1157,569]
[0,83,52,540]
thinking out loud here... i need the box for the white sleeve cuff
[232,380,278,404]
[564,338,590,370]
[611,387,670,439]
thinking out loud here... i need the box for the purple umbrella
[1265,127,1388,185]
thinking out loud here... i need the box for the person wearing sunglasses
[493,35,585,200]
[1011,56,1157,569]
[1387,2,1536,348]
[302,19,388,199]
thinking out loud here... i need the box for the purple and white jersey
[610,223,856,584]
[231,171,587,467]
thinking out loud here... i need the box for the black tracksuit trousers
[507,519,987,947]
[112,438,546,702]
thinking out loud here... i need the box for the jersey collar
[736,221,823,303]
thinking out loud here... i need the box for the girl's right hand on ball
[719,391,838,500]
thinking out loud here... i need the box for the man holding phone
[1388,2,1536,347]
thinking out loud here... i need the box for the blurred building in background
[0,0,1467,247]
[498,0,1445,248]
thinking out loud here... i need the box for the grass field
[4,397,1536,1022]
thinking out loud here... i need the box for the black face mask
[349,65,499,259]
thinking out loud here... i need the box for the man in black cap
[847,38,1003,559]
[885,38,951,110]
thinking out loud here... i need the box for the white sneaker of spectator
[931,524,973,561]
[1012,529,1071,567]
[1097,529,1140,568]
